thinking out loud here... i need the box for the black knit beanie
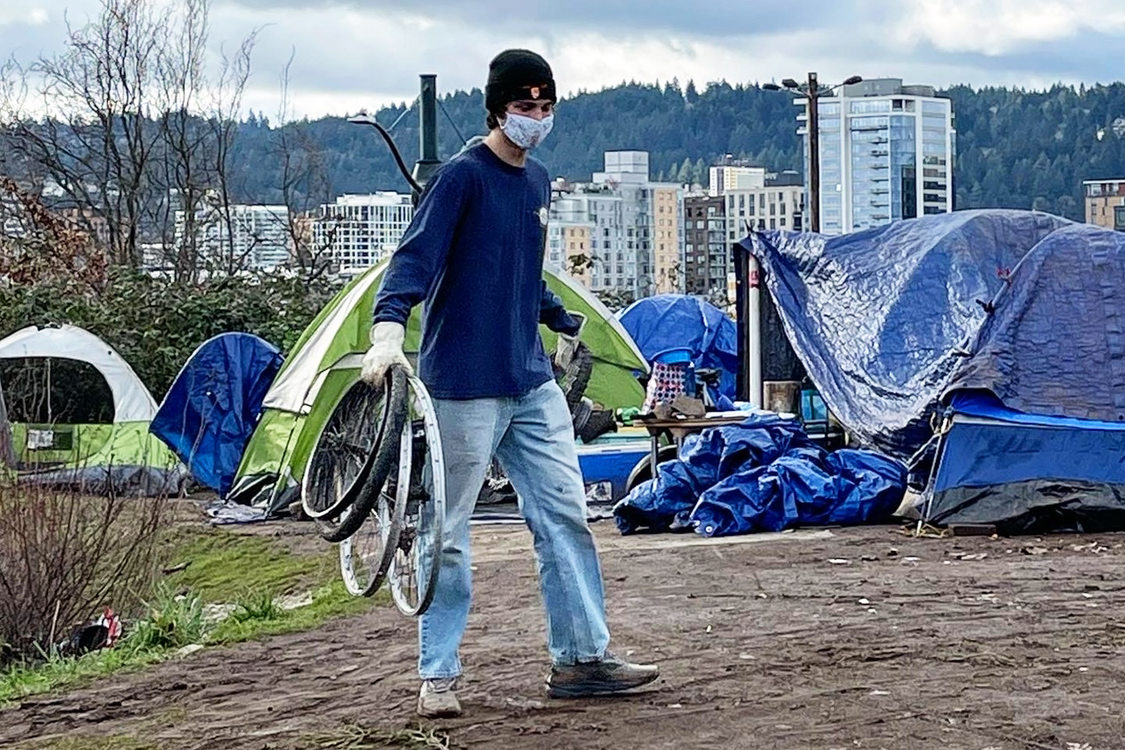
[485,49,556,115]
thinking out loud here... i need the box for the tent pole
[748,255,762,409]
[916,415,952,534]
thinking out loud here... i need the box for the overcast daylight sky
[2,0,1125,120]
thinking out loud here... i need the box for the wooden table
[637,411,847,478]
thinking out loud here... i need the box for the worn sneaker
[417,677,462,718]
[546,651,659,698]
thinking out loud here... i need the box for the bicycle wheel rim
[390,374,445,617]
[339,479,397,597]
[315,366,410,543]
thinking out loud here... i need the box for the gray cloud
[214,0,879,38]
[913,32,1125,85]
[2,1,1123,119]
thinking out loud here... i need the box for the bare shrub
[0,482,166,664]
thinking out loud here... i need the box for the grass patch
[302,723,451,750]
[163,530,335,602]
[128,584,205,651]
[0,646,169,706]
[230,588,286,623]
[206,580,379,646]
[0,527,379,706]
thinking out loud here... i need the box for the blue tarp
[927,392,1125,531]
[944,223,1125,422]
[924,223,1125,531]
[936,392,1125,494]
[619,295,739,398]
[150,333,283,497]
[613,413,905,536]
[746,207,1125,531]
[744,209,1074,457]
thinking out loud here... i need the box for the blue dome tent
[150,333,283,497]
[618,295,738,399]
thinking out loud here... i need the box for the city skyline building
[1084,179,1125,231]
[311,192,413,277]
[551,151,684,297]
[172,196,291,272]
[799,78,955,234]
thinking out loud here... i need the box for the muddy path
[4,524,1124,750]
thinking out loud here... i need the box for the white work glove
[360,321,413,386]
[553,311,587,370]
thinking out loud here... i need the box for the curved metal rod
[348,113,424,194]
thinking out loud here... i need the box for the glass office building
[799,79,955,235]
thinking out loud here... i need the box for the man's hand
[361,321,413,386]
[553,311,587,371]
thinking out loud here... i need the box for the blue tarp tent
[744,209,1071,457]
[150,333,283,497]
[746,211,1125,532]
[925,393,1125,532]
[619,295,739,398]
[924,223,1125,531]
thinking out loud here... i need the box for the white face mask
[501,112,554,150]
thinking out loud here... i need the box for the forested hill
[229,80,1125,221]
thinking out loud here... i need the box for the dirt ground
[3,520,1125,750]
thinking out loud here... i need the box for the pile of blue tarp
[613,413,905,536]
[619,295,739,399]
[744,209,1073,457]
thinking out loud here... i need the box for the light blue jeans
[418,379,611,679]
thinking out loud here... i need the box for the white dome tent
[0,324,186,496]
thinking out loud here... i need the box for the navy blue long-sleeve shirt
[372,142,579,399]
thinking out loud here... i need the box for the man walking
[360,49,658,718]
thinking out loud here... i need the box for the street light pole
[749,72,861,406]
[348,72,456,200]
[765,73,860,233]
[806,71,820,233]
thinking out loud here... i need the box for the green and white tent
[0,324,186,495]
[228,264,648,514]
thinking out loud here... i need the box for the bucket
[763,380,801,415]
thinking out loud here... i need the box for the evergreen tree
[685,80,699,106]
[691,157,707,186]
[31,79,1111,223]
[676,158,693,185]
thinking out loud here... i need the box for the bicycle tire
[301,379,387,521]
[560,341,593,411]
[624,443,680,493]
[316,365,410,543]
[571,396,593,437]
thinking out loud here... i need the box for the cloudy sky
[3,0,1125,120]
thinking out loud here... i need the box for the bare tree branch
[0,0,261,281]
